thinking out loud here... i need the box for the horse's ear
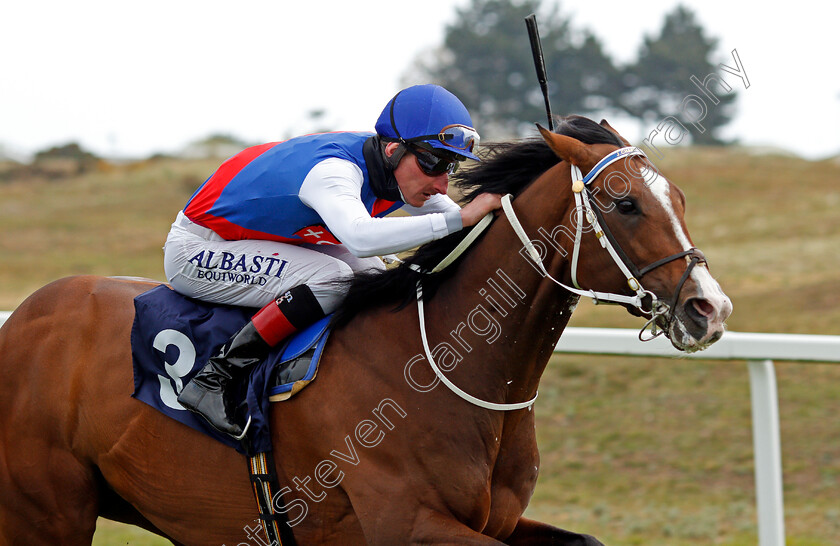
[599,119,632,147]
[536,124,600,171]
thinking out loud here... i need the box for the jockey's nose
[432,175,449,195]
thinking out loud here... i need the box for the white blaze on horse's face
[642,167,733,351]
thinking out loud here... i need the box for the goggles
[403,124,480,153]
[406,144,459,176]
[386,90,480,157]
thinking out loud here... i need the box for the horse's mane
[332,115,623,324]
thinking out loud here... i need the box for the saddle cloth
[130,284,331,454]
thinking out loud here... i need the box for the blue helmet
[375,84,480,161]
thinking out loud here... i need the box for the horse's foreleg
[503,517,604,546]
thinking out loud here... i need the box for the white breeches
[163,211,385,313]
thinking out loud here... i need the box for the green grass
[93,520,170,545]
[3,147,840,544]
[0,158,215,309]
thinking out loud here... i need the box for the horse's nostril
[687,297,716,322]
[694,298,714,317]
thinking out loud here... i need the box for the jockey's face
[386,142,450,208]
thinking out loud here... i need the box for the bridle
[513,146,707,340]
[411,145,707,411]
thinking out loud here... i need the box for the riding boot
[177,285,326,439]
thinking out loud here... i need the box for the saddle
[130,284,332,455]
[268,314,331,401]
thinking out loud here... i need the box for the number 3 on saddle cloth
[130,284,331,455]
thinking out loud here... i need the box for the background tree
[32,142,101,178]
[406,1,737,145]
[181,133,252,159]
[404,0,620,139]
[619,5,736,144]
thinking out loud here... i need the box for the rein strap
[409,211,494,274]
[416,282,538,411]
[502,193,646,308]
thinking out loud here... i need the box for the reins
[415,282,538,411]
[411,146,706,411]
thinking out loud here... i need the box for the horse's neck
[430,163,578,398]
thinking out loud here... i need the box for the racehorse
[0,117,731,545]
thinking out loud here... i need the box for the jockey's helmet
[376,85,480,161]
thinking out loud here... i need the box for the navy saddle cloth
[131,284,331,454]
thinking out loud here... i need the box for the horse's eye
[615,198,639,215]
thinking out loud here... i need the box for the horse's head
[537,120,732,352]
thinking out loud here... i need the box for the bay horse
[0,117,731,545]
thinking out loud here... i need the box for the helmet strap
[382,141,407,170]
[378,139,408,202]
[364,135,403,202]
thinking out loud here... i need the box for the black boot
[177,320,269,440]
[178,285,326,440]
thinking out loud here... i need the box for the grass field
[1,146,838,545]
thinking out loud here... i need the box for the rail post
[748,359,785,546]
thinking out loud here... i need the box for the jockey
[163,84,503,439]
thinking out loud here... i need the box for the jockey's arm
[298,159,463,258]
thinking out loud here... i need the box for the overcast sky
[2,0,838,160]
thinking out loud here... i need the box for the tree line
[404,0,736,144]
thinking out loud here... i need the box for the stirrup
[232,415,252,441]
